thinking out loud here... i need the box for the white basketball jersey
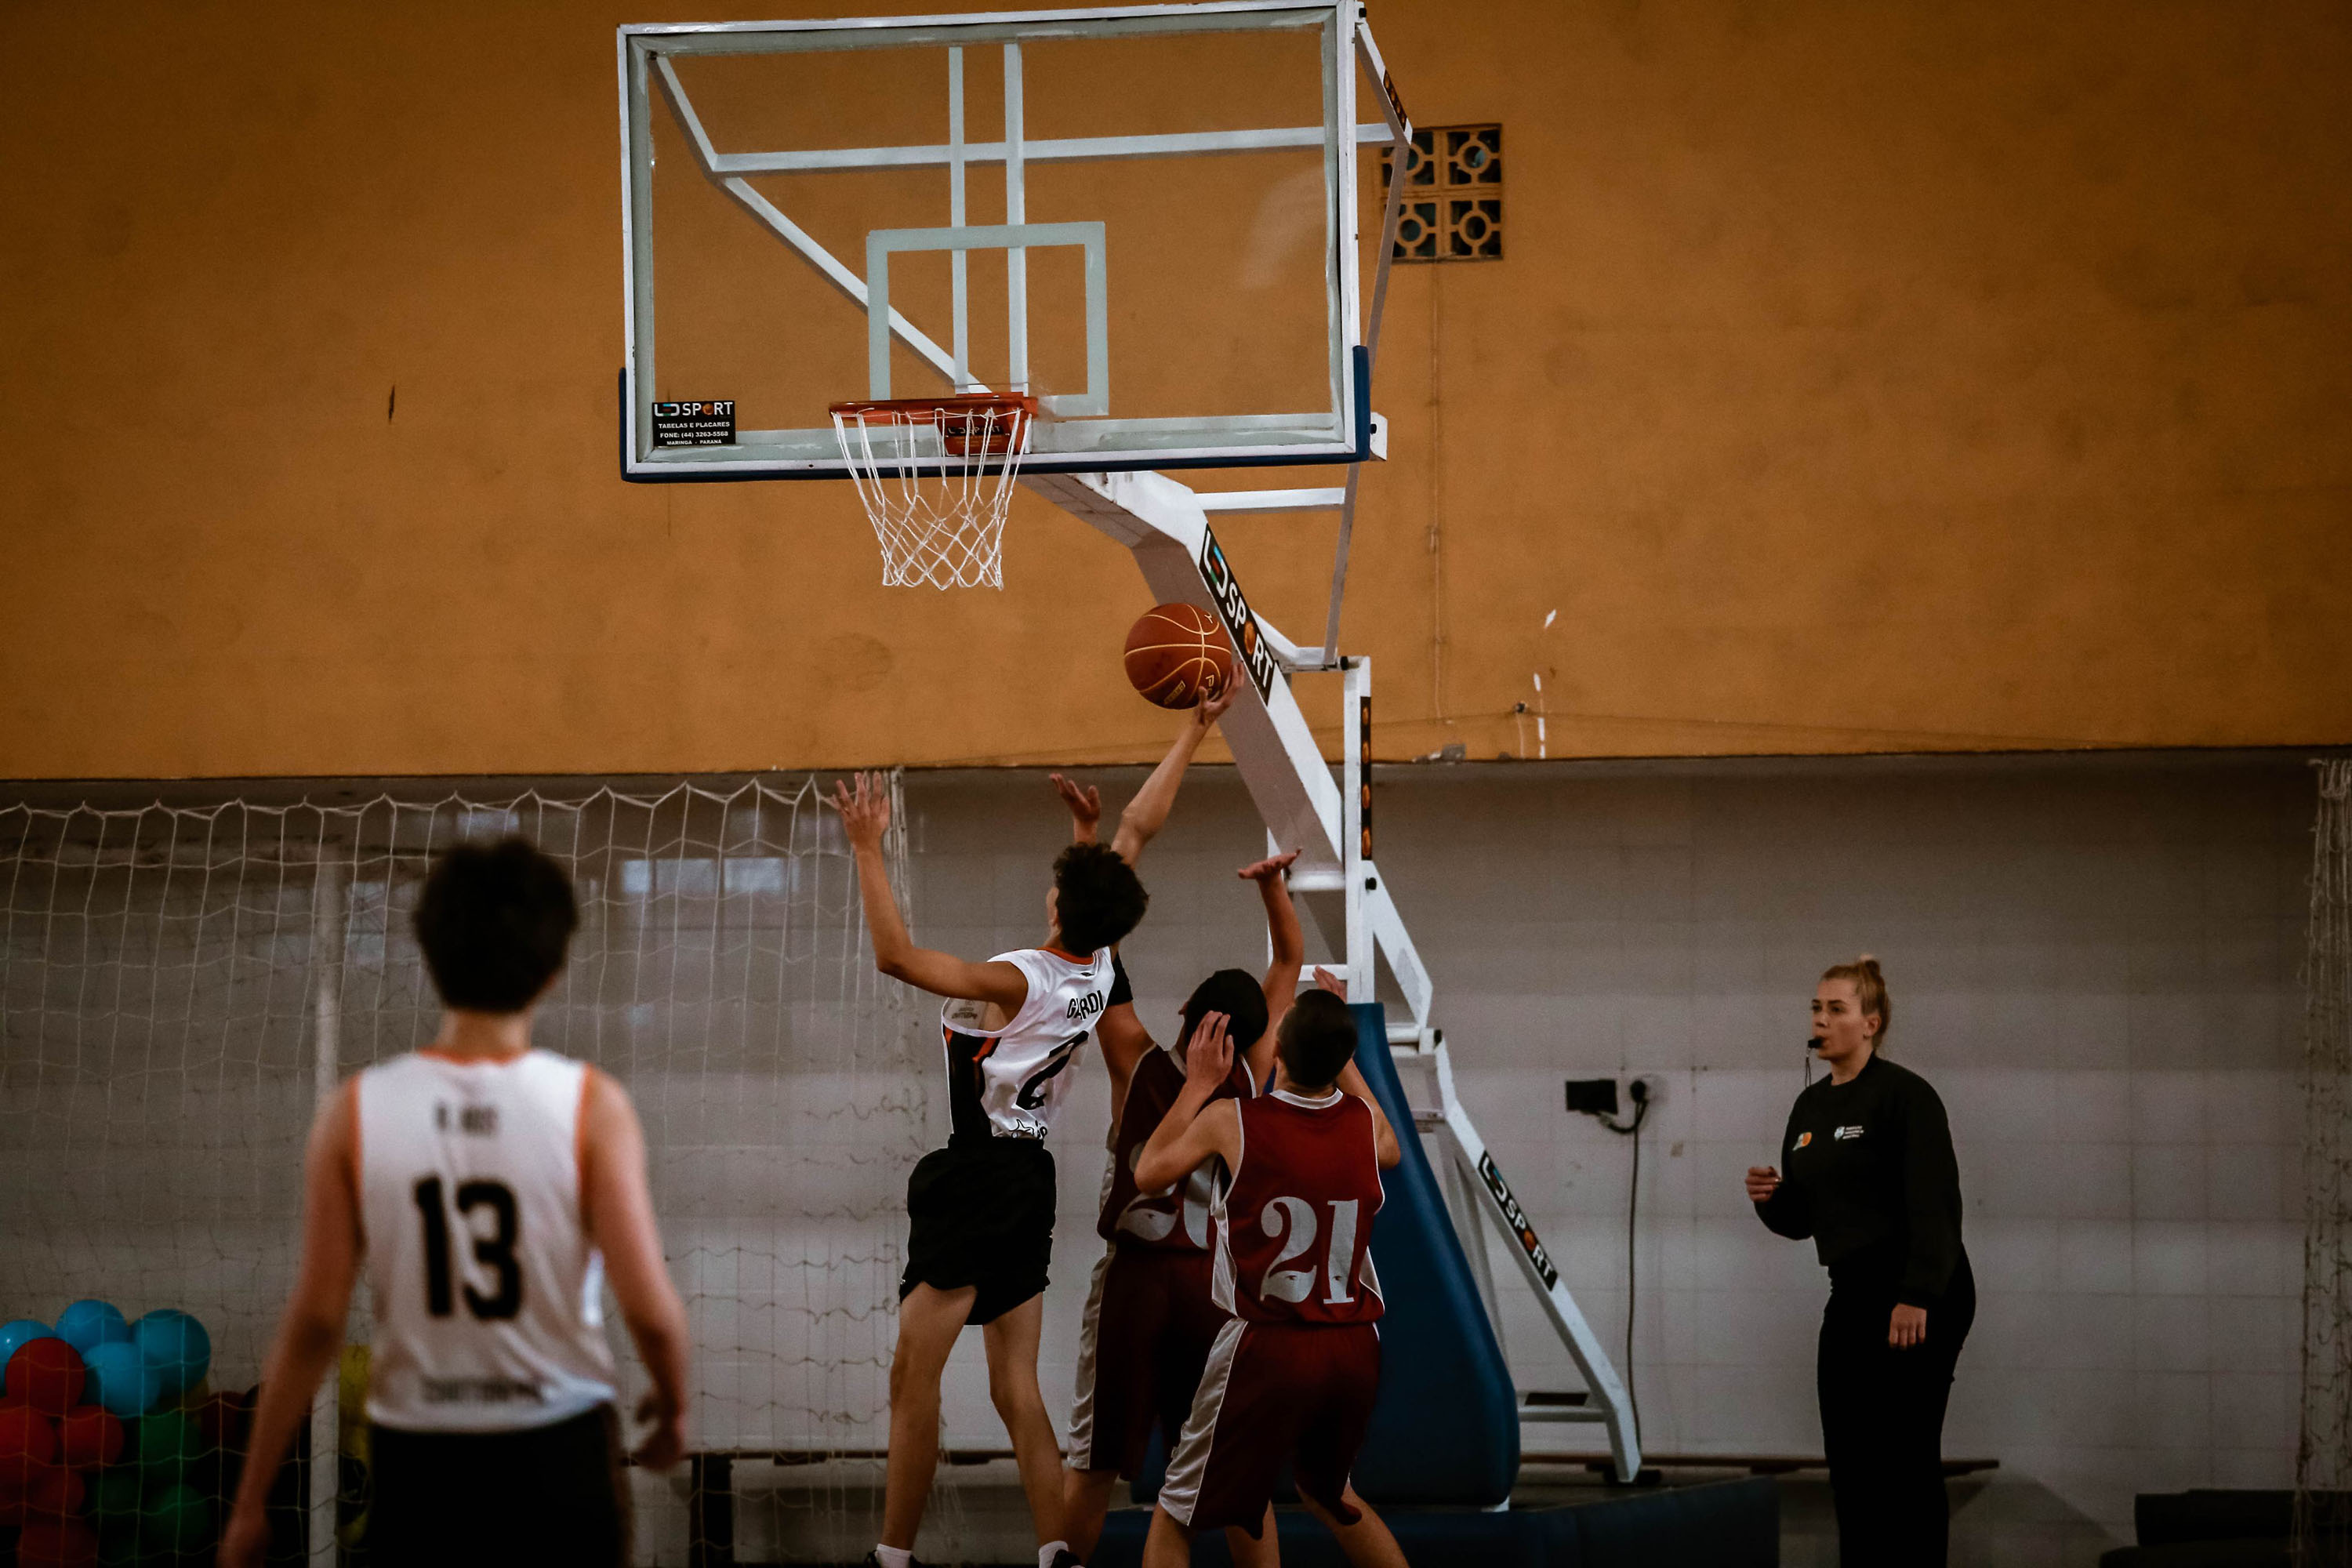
[356,1048,619,1432]
[939,946,1116,1140]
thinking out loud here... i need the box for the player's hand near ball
[1190,682,1238,731]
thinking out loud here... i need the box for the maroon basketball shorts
[1154,1319,1382,1535]
[1067,1243,1229,1476]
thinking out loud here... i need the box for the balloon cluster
[0,1302,249,1567]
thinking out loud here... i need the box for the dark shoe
[1048,1554,1086,1568]
[862,1555,929,1568]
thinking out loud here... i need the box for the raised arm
[829,773,1028,1009]
[581,1068,691,1468]
[1240,851,1302,1090]
[220,1084,364,1568]
[1109,687,1236,866]
[1134,1013,1246,1192]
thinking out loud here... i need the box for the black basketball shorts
[367,1403,628,1567]
[901,1135,1058,1326]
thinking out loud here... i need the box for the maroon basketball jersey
[1098,1043,1256,1250]
[1211,1089,1385,1325]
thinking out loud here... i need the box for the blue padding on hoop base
[1127,1001,1519,1511]
[1344,1000,1521,1504]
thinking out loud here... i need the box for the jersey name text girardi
[941,946,1116,1140]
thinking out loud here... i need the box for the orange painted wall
[2,1,2347,778]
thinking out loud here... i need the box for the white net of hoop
[830,402,1033,590]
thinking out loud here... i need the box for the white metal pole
[948,48,971,390]
[1003,44,1029,393]
[1341,657,1374,1001]
[307,861,350,1566]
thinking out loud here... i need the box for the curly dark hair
[1051,842,1149,954]
[412,837,579,1013]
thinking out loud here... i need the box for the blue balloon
[54,1299,132,1355]
[0,1319,54,1368]
[132,1309,211,1399]
[83,1339,162,1417]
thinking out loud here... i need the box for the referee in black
[1745,956,1973,1567]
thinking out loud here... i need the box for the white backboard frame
[618,1,1395,480]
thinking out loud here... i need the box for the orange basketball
[1123,603,1236,709]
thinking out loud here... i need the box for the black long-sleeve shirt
[1754,1053,1965,1307]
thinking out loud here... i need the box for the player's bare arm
[220,1085,363,1568]
[1243,850,1303,1087]
[1134,1012,1245,1191]
[831,772,1029,1009]
[1109,686,1236,866]
[582,1067,691,1468]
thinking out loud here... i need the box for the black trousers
[368,1404,630,1568]
[1817,1249,1975,1568]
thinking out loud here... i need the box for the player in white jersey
[830,700,1225,1568]
[222,839,690,1568]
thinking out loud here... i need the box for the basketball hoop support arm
[1025,468,1644,1483]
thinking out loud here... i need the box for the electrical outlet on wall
[1565,1077,1619,1116]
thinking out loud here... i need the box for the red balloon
[0,1458,54,1526]
[4,1340,84,1417]
[0,1402,58,1494]
[26,1461,82,1518]
[16,1517,100,1568]
[55,1405,122,1469]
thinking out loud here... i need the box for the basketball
[1123,603,1235,710]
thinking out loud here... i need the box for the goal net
[0,775,943,1563]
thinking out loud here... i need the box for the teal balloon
[81,1340,161,1417]
[129,1310,209,1398]
[54,1299,130,1355]
[0,1318,55,1366]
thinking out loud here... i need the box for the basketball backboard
[618,2,1407,481]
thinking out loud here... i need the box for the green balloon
[132,1410,198,1475]
[88,1466,142,1521]
[147,1483,213,1555]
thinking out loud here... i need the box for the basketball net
[829,394,1037,590]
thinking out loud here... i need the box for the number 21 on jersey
[1259,1196,1361,1305]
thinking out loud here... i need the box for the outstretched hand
[1192,683,1239,729]
[1051,773,1102,842]
[1312,966,1348,998]
[826,772,891,849]
[1184,1011,1233,1088]
[1238,849,1299,884]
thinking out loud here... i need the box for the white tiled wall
[902,753,2313,1539]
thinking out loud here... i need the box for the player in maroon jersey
[1051,757,1295,1565]
[1132,993,1410,1568]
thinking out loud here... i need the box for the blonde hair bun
[1820,955,1893,1047]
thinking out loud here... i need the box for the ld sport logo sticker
[1835,1125,1865,1141]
